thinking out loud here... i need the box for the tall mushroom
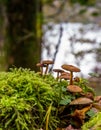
[42,60,54,74]
[61,64,80,85]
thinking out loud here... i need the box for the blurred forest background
[0,0,101,94]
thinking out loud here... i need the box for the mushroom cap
[70,97,93,105]
[36,63,42,67]
[67,85,82,93]
[42,60,54,65]
[60,72,70,76]
[59,74,71,80]
[80,92,94,100]
[53,69,64,73]
[61,64,80,72]
[36,63,47,67]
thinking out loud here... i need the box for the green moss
[82,112,101,130]
[0,68,96,129]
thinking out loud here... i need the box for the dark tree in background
[0,0,100,73]
[5,0,42,71]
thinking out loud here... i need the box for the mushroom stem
[36,63,43,75]
[40,67,43,75]
[70,71,73,85]
[45,65,48,74]
[56,72,60,80]
[71,105,92,125]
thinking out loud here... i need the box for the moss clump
[82,112,101,130]
[0,67,69,130]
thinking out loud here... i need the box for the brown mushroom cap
[36,63,47,67]
[70,97,93,105]
[36,63,43,67]
[80,92,94,100]
[59,74,71,80]
[53,69,64,73]
[60,72,71,76]
[61,64,81,72]
[42,60,54,65]
[67,85,82,93]
[53,69,65,80]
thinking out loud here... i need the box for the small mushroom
[61,64,80,85]
[70,97,93,105]
[53,69,64,80]
[42,60,54,74]
[36,63,47,75]
[94,96,101,102]
[80,92,94,100]
[73,76,80,82]
[67,85,82,93]
[36,63,43,75]
[60,72,70,76]
[59,74,71,81]
[59,72,70,80]
[92,103,101,111]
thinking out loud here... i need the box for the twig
[49,23,63,72]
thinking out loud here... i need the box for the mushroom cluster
[36,60,101,129]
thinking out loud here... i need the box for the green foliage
[70,0,96,6]
[82,112,101,130]
[88,72,100,78]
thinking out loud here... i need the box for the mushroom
[94,96,101,102]
[53,69,64,80]
[42,60,54,74]
[59,72,70,80]
[59,74,71,81]
[71,105,92,126]
[67,85,82,93]
[60,72,70,76]
[73,76,80,83]
[70,98,93,127]
[36,63,44,75]
[92,103,101,111]
[80,92,94,100]
[61,64,80,85]
[36,62,47,75]
[70,97,93,105]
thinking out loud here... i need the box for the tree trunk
[5,0,42,71]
